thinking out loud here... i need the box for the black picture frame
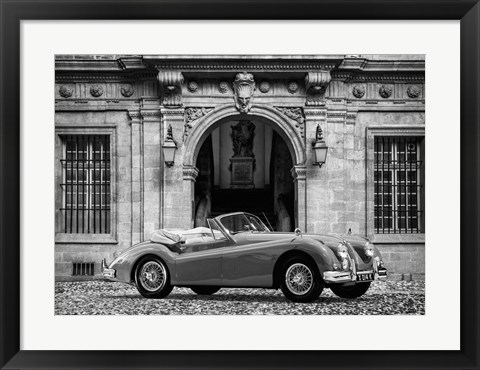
[1,1,478,369]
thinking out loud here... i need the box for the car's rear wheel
[190,286,221,295]
[135,256,173,299]
[281,256,323,303]
[330,282,371,298]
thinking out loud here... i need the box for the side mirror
[294,228,302,236]
[243,225,251,231]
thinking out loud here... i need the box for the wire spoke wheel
[280,256,323,303]
[139,261,166,292]
[285,263,313,295]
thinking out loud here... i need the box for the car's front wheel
[281,256,323,303]
[135,256,173,299]
[190,286,221,295]
[330,282,371,298]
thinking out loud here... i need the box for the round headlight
[364,242,374,257]
[337,243,348,259]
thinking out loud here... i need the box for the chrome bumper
[323,257,387,283]
[101,258,116,279]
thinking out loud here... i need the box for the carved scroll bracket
[305,71,332,106]
[157,70,184,107]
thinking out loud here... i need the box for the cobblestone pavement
[55,280,424,315]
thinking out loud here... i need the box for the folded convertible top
[150,227,212,246]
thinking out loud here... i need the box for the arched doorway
[182,105,307,232]
[193,118,295,231]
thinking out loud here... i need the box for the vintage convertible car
[101,212,387,303]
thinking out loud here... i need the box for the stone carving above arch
[183,104,306,168]
[185,107,214,124]
[233,72,255,113]
[184,107,214,138]
[276,107,305,138]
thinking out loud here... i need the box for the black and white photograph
[54,54,425,315]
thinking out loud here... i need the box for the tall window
[60,135,111,234]
[374,137,423,234]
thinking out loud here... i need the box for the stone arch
[183,104,306,168]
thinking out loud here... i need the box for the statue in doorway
[231,120,255,158]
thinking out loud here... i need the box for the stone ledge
[372,233,425,244]
[387,273,425,281]
[56,234,118,244]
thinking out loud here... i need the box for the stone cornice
[155,62,340,72]
[332,71,424,83]
[55,71,157,82]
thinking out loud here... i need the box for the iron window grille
[72,262,95,276]
[374,136,424,234]
[60,135,111,234]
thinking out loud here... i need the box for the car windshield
[218,213,270,234]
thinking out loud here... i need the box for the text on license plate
[357,273,374,281]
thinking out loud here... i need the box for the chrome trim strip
[323,271,353,283]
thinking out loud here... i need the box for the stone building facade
[55,55,425,280]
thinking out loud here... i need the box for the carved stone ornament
[183,165,199,182]
[59,85,74,98]
[120,84,134,97]
[218,81,229,94]
[305,71,331,106]
[233,72,256,113]
[90,85,104,97]
[276,107,305,138]
[352,85,365,98]
[379,85,393,99]
[287,81,299,94]
[185,107,214,124]
[259,80,270,93]
[158,70,184,107]
[290,165,307,181]
[407,85,421,98]
[187,80,199,93]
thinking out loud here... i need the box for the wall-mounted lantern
[312,124,328,167]
[162,124,177,167]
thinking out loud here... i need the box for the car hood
[244,231,373,268]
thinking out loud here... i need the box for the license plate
[356,272,374,281]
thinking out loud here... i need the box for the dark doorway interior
[194,122,294,231]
